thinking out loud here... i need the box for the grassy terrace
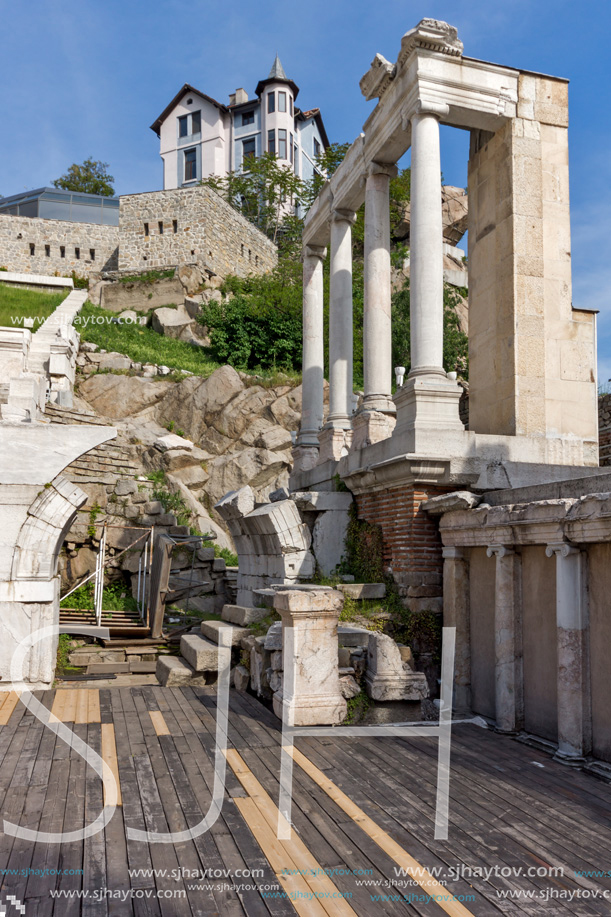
[77,301,302,384]
[0,281,70,328]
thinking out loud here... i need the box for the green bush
[340,504,386,583]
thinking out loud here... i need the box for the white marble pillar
[318,211,356,463]
[294,244,326,472]
[409,102,448,378]
[362,162,397,414]
[487,545,523,734]
[545,543,591,765]
[442,546,471,716]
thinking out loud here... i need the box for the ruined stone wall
[118,186,277,278]
[0,215,119,278]
[354,483,451,613]
[599,394,611,466]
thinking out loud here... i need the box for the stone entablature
[118,186,277,278]
[0,214,119,278]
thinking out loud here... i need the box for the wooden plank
[75,689,90,725]
[83,723,108,917]
[87,689,101,724]
[0,691,20,725]
[290,746,475,917]
[63,689,79,723]
[226,748,359,917]
[101,723,122,807]
[149,710,171,737]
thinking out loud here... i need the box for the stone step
[156,655,210,686]
[338,625,372,647]
[337,583,386,600]
[86,662,130,675]
[180,634,220,672]
[129,660,158,674]
[200,619,250,646]
[221,604,269,626]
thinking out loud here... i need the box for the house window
[191,110,201,133]
[173,219,178,234]
[90,248,95,260]
[29,243,35,256]
[278,91,286,113]
[313,137,321,159]
[242,138,256,163]
[144,222,149,236]
[289,96,293,115]
[278,129,287,160]
[158,221,164,235]
[268,130,276,155]
[75,247,80,260]
[290,133,294,165]
[184,148,197,181]
[242,110,254,126]
[60,246,65,258]
[178,115,189,138]
[267,92,275,113]
[45,244,50,257]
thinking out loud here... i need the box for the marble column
[545,543,591,765]
[392,102,464,448]
[272,587,346,726]
[294,244,326,472]
[362,162,396,414]
[442,546,471,716]
[318,209,356,463]
[487,545,523,734]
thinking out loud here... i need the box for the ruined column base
[318,426,352,463]
[553,748,587,768]
[350,410,396,451]
[292,444,320,473]
[273,691,347,726]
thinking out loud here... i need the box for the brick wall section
[118,186,277,278]
[599,394,611,466]
[0,214,119,278]
[355,483,452,611]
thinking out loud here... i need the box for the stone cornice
[360,53,396,102]
[398,19,464,68]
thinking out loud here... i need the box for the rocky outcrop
[394,185,469,245]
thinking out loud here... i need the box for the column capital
[545,542,580,558]
[367,161,399,180]
[442,545,465,559]
[303,244,327,262]
[486,544,515,559]
[414,99,450,120]
[330,208,357,225]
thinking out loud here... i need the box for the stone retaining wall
[0,214,119,278]
[118,186,277,278]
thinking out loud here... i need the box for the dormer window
[313,137,321,158]
[267,92,275,114]
[242,111,255,126]
[278,91,287,113]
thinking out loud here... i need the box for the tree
[52,158,115,196]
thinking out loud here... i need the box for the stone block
[340,675,361,699]
[338,647,352,668]
[264,623,283,650]
[156,655,209,686]
[365,633,429,701]
[270,651,283,671]
[338,625,372,647]
[337,583,386,600]
[180,634,219,672]
[115,481,137,496]
[234,665,250,692]
[200,619,249,646]
[221,604,268,626]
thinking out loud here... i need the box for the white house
[150,57,329,191]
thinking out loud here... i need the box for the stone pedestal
[351,409,396,451]
[291,445,320,474]
[546,543,591,765]
[365,632,429,701]
[272,587,347,726]
[487,545,523,734]
[442,546,471,715]
[317,426,352,463]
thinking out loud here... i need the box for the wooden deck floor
[0,686,610,916]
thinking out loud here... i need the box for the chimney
[228,92,236,106]
[234,88,249,105]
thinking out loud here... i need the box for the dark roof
[296,107,330,149]
[255,55,299,100]
[150,84,228,136]
[0,187,119,206]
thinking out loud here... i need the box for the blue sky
[1,0,610,377]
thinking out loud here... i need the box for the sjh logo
[0,896,26,916]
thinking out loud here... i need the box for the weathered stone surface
[206,447,292,504]
[270,650,283,671]
[422,491,481,515]
[154,366,244,444]
[365,633,429,701]
[200,619,249,646]
[78,375,171,420]
[234,665,250,692]
[156,655,208,686]
[155,433,194,452]
[338,625,373,647]
[97,352,132,372]
[169,464,209,489]
[152,305,195,340]
[340,674,361,699]
[221,604,268,626]
[180,634,219,672]
[264,622,283,650]
[177,263,204,295]
[337,583,386,600]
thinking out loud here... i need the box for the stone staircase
[156,603,267,686]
